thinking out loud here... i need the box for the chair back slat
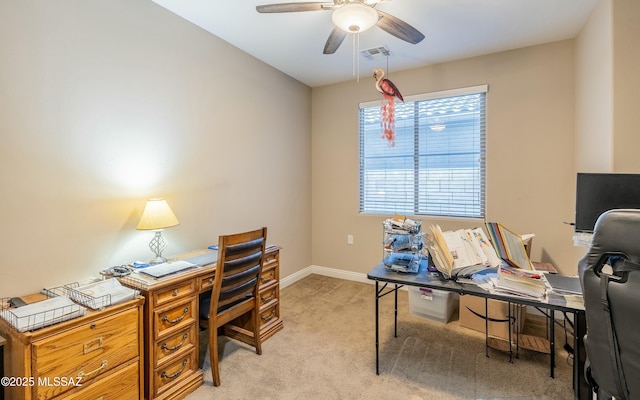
[212,229,266,313]
[219,276,258,308]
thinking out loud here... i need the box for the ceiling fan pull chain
[352,32,356,79]
[355,32,362,82]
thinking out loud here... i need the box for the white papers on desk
[139,260,197,278]
[492,265,546,299]
[69,278,138,309]
[544,274,584,307]
[1,296,86,332]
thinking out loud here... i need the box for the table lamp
[136,198,180,264]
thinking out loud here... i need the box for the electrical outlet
[347,235,354,245]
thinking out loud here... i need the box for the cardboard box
[408,286,459,324]
[459,295,526,340]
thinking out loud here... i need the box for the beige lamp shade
[136,198,180,230]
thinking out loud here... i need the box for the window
[359,85,487,218]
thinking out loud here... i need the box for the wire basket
[117,274,151,291]
[0,288,86,332]
[64,278,140,310]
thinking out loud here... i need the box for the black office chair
[199,227,267,386]
[578,209,640,400]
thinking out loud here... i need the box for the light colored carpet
[186,274,576,400]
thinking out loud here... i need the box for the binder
[485,222,533,270]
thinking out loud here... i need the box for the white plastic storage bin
[408,286,459,324]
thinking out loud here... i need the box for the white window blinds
[359,85,487,218]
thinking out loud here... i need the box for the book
[485,222,534,270]
[425,225,497,279]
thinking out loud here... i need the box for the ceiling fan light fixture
[332,3,379,33]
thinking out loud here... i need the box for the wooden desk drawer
[155,297,197,339]
[199,272,215,292]
[258,282,278,308]
[62,360,139,400]
[264,250,278,266]
[260,266,277,287]
[32,308,139,399]
[156,324,197,366]
[258,300,279,328]
[154,280,197,307]
[155,349,198,397]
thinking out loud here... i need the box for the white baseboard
[280,265,371,289]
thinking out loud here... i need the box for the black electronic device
[8,297,27,307]
[575,173,640,233]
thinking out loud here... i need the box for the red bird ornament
[373,68,404,146]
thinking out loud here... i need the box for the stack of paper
[1,296,86,332]
[383,215,421,234]
[69,278,138,309]
[494,264,546,299]
[140,260,197,278]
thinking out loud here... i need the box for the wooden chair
[199,227,267,386]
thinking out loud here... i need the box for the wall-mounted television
[575,173,640,233]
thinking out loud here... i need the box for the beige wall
[575,0,613,173]
[575,0,640,174]
[312,41,579,275]
[0,0,312,295]
[612,0,640,171]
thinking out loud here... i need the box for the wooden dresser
[126,246,282,400]
[0,297,144,400]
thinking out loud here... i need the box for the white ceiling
[152,0,598,88]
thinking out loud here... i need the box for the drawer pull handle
[261,308,276,322]
[208,277,214,284]
[260,272,274,284]
[83,337,104,354]
[162,307,189,324]
[161,333,188,352]
[260,292,275,303]
[161,359,187,380]
[172,289,179,297]
[77,360,107,380]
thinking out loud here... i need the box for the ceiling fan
[256,0,425,54]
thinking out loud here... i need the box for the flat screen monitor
[575,173,640,233]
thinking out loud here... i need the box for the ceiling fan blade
[376,10,425,44]
[323,27,347,54]
[256,2,335,13]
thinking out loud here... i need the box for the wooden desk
[0,297,144,400]
[121,246,282,400]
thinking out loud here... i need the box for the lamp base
[149,256,167,265]
[148,230,168,265]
